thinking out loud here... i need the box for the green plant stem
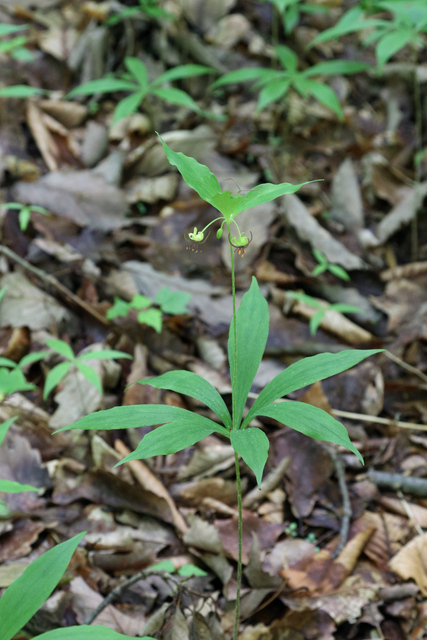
[229,224,238,430]
[229,222,242,640]
[412,44,422,261]
[233,451,243,640]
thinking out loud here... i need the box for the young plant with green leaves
[67,58,214,125]
[287,291,364,335]
[310,0,427,259]
[310,0,427,69]
[261,0,328,35]
[54,138,382,639]
[43,339,132,400]
[106,0,173,25]
[0,531,157,640]
[211,45,370,119]
[1,202,50,231]
[311,249,350,281]
[0,351,48,400]
[107,286,191,333]
[0,23,33,61]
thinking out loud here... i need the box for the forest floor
[1,0,427,638]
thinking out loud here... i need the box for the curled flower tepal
[186,227,209,252]
[229,231,253,257]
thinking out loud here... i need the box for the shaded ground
[1,0,427,638]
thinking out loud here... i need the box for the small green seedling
[106,0,174,25]
[261,0,328,35]
[43,339,132,400]
[0,22,33,61]
[0,531,156,640]
[1,202,50,231]
[211,45,370,119]
[67,58,215,125]
[310,0,427,70]
[0,351,48,400]
[288,291,364,335]
[55,138,382,640]
[106,287,191,333]
[311,249,350,281]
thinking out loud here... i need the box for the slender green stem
[233,451,243,640]
[201,216,225,235]
[229,224,238,430]
[229,222,242,640]
[412,44,422,261]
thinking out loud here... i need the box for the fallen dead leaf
[389,533,427,595]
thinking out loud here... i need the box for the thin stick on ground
[0,245,109,327]
[324,444,352,559]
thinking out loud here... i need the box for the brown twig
[323,445,352,559]
[0,244,109,327]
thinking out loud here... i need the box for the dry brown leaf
[26,101,60,172]
[379,496,427,529]
[115,440,188,533]
[69,576,143,634]
[389,533,427,595]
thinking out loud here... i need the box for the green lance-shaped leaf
[112,89,146,125]
[231,427,269,487]
[75,362,103,395]
[0,480,39,493]
[139,370,232,428]
[45,338,75,360]
[0,85,43,98]
[0,417,17,447]
[151,87,201,111]
[242,349,383,429]
[0,357,17,367]
[231,180,315,218]
[303,60,371,77]
[0,24,28,36]
[260,401,363,462]
[115,415,224,465]
[43,361,72,399]
[78,350,132,361]
[158,135,221,203]
[54,404,216,433]
[210,66,273,89]
[228,277,269,429]
[36,628,156,640]
[0,532,85,640]
[257,78,290,111]
[376,29,413,69]
[124,56,149,91]
[152,64,215,86]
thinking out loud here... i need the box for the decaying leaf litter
[0,0,427,638]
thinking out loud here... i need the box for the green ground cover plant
[311,249,350,281]
[211,45,370,119]
[107,286,191,333]
[55,137,382,639]
[287,291,364,335]
[67,58,214,125]
[0,23,33,61]
[43,339,132,400]
[0,532,156,640]
[106,0,173,25]
[1,202,50,231]
[261,0,328,35]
